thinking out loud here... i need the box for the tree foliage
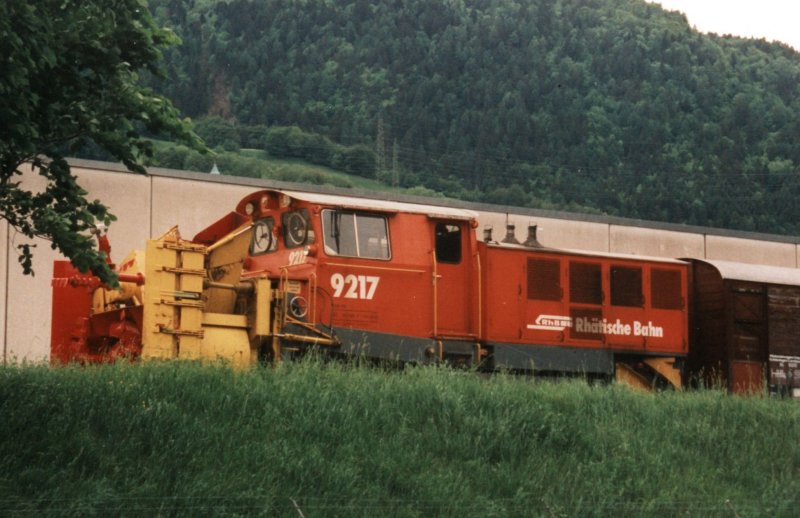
[0,0,204,283]
[143,0,800,235]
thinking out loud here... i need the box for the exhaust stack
[523,224,543,248]
[501,224,520,244]
[483,226,495,243]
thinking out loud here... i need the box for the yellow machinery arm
[140,226,273,368]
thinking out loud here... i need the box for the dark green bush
[335,144,376,178]
[153,144,191,169]
[194,116,241,151]
[183,150,216,172]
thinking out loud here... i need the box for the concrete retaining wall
[3,159,799,362]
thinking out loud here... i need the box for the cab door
[433,220,474,338]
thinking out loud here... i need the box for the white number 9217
[330,273,380,300]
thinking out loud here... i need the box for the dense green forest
[144,0,800,235]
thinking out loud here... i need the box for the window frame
[435,222,462,264]
[321,209,391,260]
[250,217,277,255]
[282,209,313,249]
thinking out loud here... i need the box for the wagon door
[728,282,767,394]
[767,285,800,397]
[433,221,474,338]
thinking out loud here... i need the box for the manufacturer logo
[527,314,572,331]
[528,314,665,337]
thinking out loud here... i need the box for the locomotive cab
[195,189,483,364]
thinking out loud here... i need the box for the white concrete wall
[69,165,153,260]
[478,211,610,251]
[4,163,54,362]
[610,226,705,260]
[151,176,255,239]
[705,235,797,267]
[6,236,56,362]
[3,165,154,362]
[2,159,799,362]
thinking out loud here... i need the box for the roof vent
[483,226,495,243]
[501,224,520,245]
[523,224,543,248]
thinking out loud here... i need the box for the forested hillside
[146,0,800,235]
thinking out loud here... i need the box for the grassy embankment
[151,140,392,192]
[1,360,798,517]
[234,149,390,191]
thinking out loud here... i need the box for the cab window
[322,210,390,259]
[282,209,313,248]
[250,217,277,255]
[435,223,461,263]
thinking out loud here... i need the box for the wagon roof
[688,258,800,286]
[282,189,479,221]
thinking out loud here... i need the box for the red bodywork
[226,190,689,372]
[51,261,143,364]
[51,188,689,379]
[480,245,688,355]
[234,191,480,344]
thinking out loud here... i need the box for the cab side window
[435,223,461,263]
[322,210,390,260]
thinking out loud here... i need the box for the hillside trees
[0,0,203,283]
[146,0,800,234]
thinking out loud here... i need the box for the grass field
[1,360,798,517]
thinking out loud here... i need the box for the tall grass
[1,360,797,517]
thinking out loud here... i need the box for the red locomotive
[51,188,800,395]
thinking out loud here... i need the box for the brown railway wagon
[687,259,800,397]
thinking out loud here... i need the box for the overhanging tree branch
[0,0,207,285]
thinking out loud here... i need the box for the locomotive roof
[561,248,688,265]
[281,189,479,221]
[689,259,800,286]
[486,241,688,265]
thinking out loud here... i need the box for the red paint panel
[50,261,94,364]
[318,212,438,339]
[317,261,432,337]
[480,246,688,356]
